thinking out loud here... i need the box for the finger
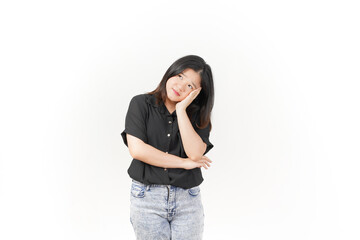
[187,91,198,102]
[203,160,210,168]
[202,156,212,163]
[191,90,200,99]
[192,88,201,96]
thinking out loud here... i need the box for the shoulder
[129,93,152,106]
[131,93,150,102]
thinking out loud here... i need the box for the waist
[132,179,171,188]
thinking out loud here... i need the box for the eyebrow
[181,73,197,88]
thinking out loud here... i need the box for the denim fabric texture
[130,179,204,240]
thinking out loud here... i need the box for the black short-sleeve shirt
[121,93,214,189]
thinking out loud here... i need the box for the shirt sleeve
[193,114,214,155]
[121,95,148,147]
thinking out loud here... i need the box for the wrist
[180,157,187,167]
[175,107,186,114]
[179,157,190,168]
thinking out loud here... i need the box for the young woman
[121,55,214,240]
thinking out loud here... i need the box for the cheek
[165,81,171,92]
[166,79,175,89]
[180,91,191,100]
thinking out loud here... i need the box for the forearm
[176,109,206,160]
[127,134,186,168]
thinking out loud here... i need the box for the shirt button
[164,168,167,171]
[169,120,172,124]
[167,133,170,137]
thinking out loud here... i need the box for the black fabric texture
[121,93,214,189]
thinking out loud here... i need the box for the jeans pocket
[188,186,201,196]
[131,183,146,198]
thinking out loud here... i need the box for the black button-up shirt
[121,93,213,189]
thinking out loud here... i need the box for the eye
[178,74,183,80]
[188,84,193,89]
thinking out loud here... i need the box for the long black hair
[147,55,214,131]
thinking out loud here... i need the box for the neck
[164,100,176,114]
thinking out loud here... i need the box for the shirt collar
[146,94,176,117]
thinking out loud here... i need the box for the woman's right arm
[126,134,211,169]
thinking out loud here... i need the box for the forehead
[181,68,202,87]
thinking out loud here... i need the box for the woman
[121,55,214,240]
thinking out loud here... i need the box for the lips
[172,88,180,96]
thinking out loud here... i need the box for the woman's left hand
[176,88,201,111]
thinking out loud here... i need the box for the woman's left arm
[176,108,207,161]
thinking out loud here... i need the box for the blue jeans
[130,179,204,240]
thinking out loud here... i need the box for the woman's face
[165,68,202,103]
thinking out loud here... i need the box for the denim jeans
[129,179,204,240]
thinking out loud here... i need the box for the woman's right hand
[182,156,212,170]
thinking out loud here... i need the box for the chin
[168,96,180,102]
[165,90,177,101]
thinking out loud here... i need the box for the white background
[1,0,359,239]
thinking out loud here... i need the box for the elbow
[129,149,139,159]
[129,144,143,159]
[189,155,202,161]
[187,142,207,161]
[126,134,145,159]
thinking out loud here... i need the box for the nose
[178,82,187,92]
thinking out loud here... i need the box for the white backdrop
[1,0,359,239]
